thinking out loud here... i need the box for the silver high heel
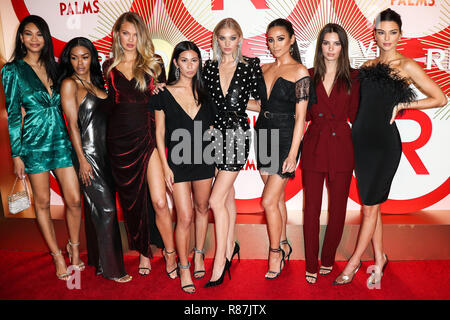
[50,250,70,281]
[367,254,389,286]
[333,261,362,285]
[66,240,85,271]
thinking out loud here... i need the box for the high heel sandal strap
[280,240,289,245]
[178,262,191,270]
[50,249,62,257]
[68,240,80,246]
[193,247,205,255]
[269,247,282,253]
[164,248,176,255]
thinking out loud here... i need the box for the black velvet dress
[72,91,127,280]
[352,63,416,205]
[151,89,216,182]
[202,57,264,171]
[103,59,164,257]
[254,76,311,178]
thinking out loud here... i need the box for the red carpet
[0,249,449,300]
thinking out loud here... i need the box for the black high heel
[177,262,195,294]
[265,247,285,280]
[162,248,178,279]
[280,239,292,262]
[192,247,205,279]
[229,241,240,268]
[203,258,231,288]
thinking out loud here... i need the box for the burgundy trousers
[302,170,352,274]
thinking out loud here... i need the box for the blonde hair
[212,18,245,64]
[108,12,162,92]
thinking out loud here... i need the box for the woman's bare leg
[334,204,380,283]
[192,178,213,277]
[208,170,239,282]
[54,166,82,267]
[261,174,289,278]
[146,150,176,276]
[172,182,195,293]
[28,172,67,277]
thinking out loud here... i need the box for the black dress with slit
[151,89,216,183]
[72,91,127,280]
[352,63,416,205]
[254,76,311,178]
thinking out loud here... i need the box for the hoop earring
[175,67,180,80]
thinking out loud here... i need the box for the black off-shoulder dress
[352,63,416,205]
[254,76,311,178]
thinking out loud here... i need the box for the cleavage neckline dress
[151,88,216,183]
[104,59,164,257]
[202,57,264,171]
[72,87,127,280]
[255,75,311,178]
[2,59,73,174]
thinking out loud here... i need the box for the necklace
[74,73,94,93]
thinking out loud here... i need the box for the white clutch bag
[8,177,31,214]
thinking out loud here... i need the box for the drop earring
[175,67,180,80]
[21,42,27,55]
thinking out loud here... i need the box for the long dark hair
[56,37,105,91]
[313,23,352,92]
[266,18,302,64]
[12,15,58,86]
[167,41,208,106]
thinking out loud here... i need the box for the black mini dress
[202,57,264,171]
[151,89,216,183]
[255,76,311,178]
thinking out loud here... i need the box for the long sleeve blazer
[300,68,360,179]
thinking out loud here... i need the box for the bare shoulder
[400,57,422,74]
[362,58,377,68]
[261,62,275,73]
[60,77,77,94]
[295,62,309,80]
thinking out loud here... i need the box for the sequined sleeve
[295,76,311,103]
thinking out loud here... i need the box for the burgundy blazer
[300,68,360,178]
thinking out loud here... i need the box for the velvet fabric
[103,59,164,257]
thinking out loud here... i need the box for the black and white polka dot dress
[203,57,264,171]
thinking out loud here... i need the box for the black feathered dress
[352,63,416,205]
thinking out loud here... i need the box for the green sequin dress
[2,60,73,174]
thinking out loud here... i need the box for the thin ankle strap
[68,240,80,246]
[178,262,191,269]
[280,239,289,245]
[269,247,281,253]
[193,247,204,254]
[50,249,62,257]
[164,248,176,255]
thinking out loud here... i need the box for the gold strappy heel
[66,240,85,271]
[50,250,70,281]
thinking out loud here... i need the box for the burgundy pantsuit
[300,69,360,273]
